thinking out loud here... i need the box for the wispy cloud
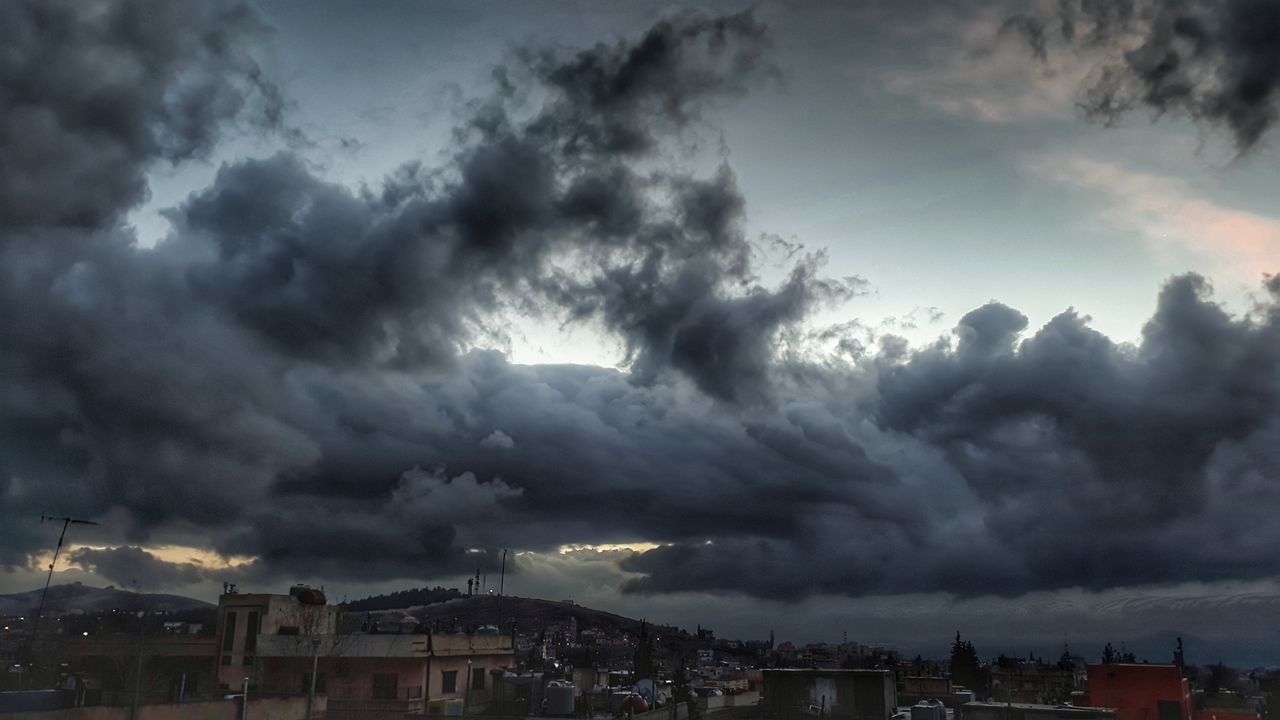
[1034,154,1280,281]
[880,6,1098,124]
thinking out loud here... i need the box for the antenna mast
[26,514,100,668]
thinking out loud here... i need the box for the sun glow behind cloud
[1035,154,1280,284]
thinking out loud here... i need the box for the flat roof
[964,703,1114,714]
[762,669,892,675]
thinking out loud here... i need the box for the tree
[1102,643,1117,665]
[950,632,983,692]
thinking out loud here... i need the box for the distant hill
[346,585,463,612]
[366,593,693,644]
[0,582,212,616]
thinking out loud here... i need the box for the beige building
[215,589,340,689]
[255,632,515,719]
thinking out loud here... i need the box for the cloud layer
[1,0,1279,632]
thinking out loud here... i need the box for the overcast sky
[3,0,1280,665]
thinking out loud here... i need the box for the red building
[1086,664,1192,720]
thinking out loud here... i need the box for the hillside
[369,594,684,640]
[0,582,212,616]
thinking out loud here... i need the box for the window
[442,670,457,694]
[302,672,326,694]
[245,611,260,652]
[221,655,231,666]
[222,611,237,652]
[471,667,485,690]
[373,673,398,700]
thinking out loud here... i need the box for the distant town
[2,581,1276,720]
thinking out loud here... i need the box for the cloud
[1021,0,1280,151]
[67,546,206,591]
[880,4,1098,123]
[0,0,281,232]
[1033,153,1280,281]
[479,431,516,450]
[621,275,1280,599]
[1,0,1280,635]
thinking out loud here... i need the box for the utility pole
[306,636,321,720]
[130,651,143,720]
[26,515,99,678]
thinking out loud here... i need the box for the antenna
[27,514,100,667]
[499,549,507,596]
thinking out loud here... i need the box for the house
[1085,664,1193,720]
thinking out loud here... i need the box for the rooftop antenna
[28,515,100,661]
[499,549,507,596]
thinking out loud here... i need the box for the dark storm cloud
[67,546,206,590]
[1026,0,1280,150]
[0,0,281,231]
[623,275,1280,599]
[519,10,772,157]
[4,0,1280,608]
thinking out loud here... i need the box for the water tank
[912,700,946,720]
[546,681,576,716]
[620,694,649,716]
[290,584,327,605]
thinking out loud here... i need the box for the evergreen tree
[950,632,983,692]
[1102,643,1117,664]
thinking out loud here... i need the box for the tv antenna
[29,515,100,647]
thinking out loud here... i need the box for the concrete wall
[0,695,318,720]
[762,670,895,720]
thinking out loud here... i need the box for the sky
[2,0,1280,665]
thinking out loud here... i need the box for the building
[762,669,897,720]
[991,665,1078,705]
[60,634,220,706]
[216,585,340,689]
[1085,664,1193,720]
[900,676,954,706]
[254,628,514,719]
[961,702,1116,720]
[61,586,513,719]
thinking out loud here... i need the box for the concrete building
[762,669,897,720]
[216,587,340,689]
[900,676,953,706]
[254,630,514,719]
[60,634,220,706]
[60,586,512,719]
[1085,664,1193,720]
[990,666,1078,705]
